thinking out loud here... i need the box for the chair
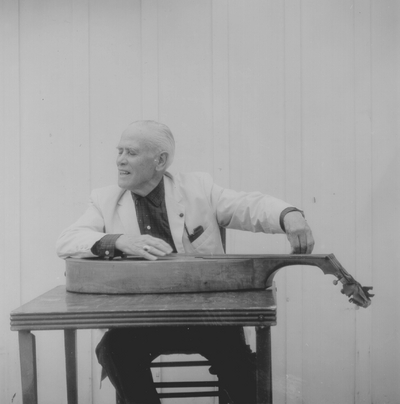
[151,357,223,401]
[145,227,228,402]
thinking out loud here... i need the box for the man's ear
[155,151,169,171]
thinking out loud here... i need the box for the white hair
[129,120,175,169]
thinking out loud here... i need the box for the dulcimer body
[65,254,373,308]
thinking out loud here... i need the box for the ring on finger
[143,245,151,252]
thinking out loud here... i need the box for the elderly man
[57,120,314,404]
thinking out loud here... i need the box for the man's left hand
[283,211,315,254]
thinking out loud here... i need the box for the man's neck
[131,175,164,197]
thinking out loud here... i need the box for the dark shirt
[131,177,177,252]
[91,177,177,258]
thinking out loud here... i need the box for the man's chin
[117,178,131,190]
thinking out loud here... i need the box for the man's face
[116,126,160,194]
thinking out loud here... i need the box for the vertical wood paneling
[211,2,239,398]
[1,1,399,403]
[69,2,93,402]
[141,0,159,120]
[301,2,357,403]
[63,0,91,225]
[19,0,74,297]
[228,0,286,255]
[1,0,22,402]
[281,1,304,402]
[19,1,76,402]
[370,2,399,402]
[229,0,286,196]
[157,4,218,401]
[211,0,230,189]
[157,0,213,174]
[140,0,164,394]
[89,0,142,190]
[89,3,143,401]
[354,1,373,403]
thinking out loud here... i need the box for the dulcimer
[65,254,373,308]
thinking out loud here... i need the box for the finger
[306,235,315,254]
[287,234,300,254]
[303,226,315,254]
[150,240,173,254]
[138,247,166,261]
[141,251,158,261]
[145,245,170,257]
[138,246,163,261]
[143,236,173,254]
[298,234,308,254]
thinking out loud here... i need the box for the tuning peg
[362,286,374,299]
[333,277,344,285]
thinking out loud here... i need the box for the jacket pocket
[190,222,216,251]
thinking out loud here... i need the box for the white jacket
[56,172,293,258]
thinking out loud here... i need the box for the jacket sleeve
[56,190,108,258]
[207,176,295,234]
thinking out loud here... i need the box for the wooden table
[11,285,277,404]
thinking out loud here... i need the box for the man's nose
[117,152,127,164]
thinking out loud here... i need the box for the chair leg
[218,388,229,404]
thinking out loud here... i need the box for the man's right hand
[115,234,173,261]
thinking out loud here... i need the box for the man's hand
[115,234,173,261]
[283,211,315,254]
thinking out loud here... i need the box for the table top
[10,286,277,331]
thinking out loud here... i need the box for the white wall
[1,1,399,403]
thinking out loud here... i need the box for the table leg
[256,326,272,404]
[64,329,78,404]
[18,330,38,404]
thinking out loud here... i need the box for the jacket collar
[131,177,164,207]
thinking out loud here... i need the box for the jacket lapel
[164,173,185,253]
[116,190,141,235]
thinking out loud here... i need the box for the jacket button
[179,213,184,217]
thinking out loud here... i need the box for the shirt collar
[132,177,164,207]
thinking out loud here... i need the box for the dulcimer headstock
[199,254,374,308]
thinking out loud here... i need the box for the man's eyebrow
[116,146,140,152]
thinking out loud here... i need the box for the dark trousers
[96,326,257,404]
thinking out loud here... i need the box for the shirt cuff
[91,234,123,259]
[279,208,305,232]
